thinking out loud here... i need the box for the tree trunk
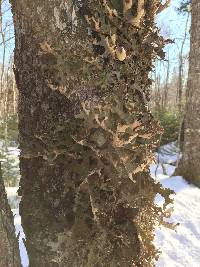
[10,0,172,266]
[163,53,170,110]
[0,162,21,267]
[176,0,200,187]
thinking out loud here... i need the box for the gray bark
[177,0,200,186]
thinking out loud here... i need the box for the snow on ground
[6,187,20,209]
[156,141,181,165]
[5,187,29,266]
[5,142,200,267]
[12,209,29,267]
[151,143,200,267]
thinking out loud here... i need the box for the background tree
[177,10,190,112]
[0,0,19,187]
[0,0,16,123]
[176,0,200,186]
[10,0,173,266]
[150,0,191,146]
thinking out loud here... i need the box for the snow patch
[6,188,29,267]
[152,143,200,267]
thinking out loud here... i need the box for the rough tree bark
[10,0,172,266]
[0,162,21,267]
[177,0,200,187]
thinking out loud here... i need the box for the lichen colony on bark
[10,0,173,266]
